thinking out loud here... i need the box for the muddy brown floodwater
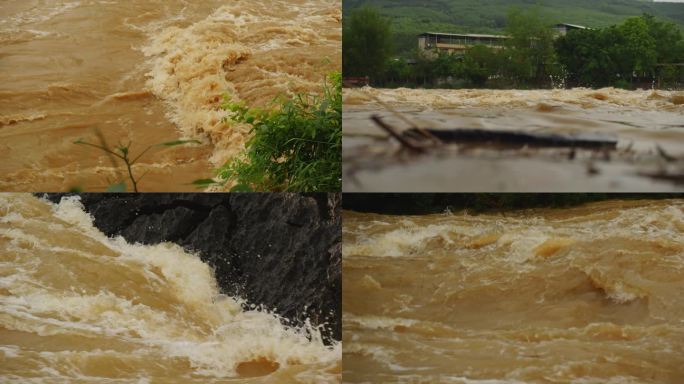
[1,0,340,191]
[343,199,684,383]
[343,88,684,192]
[0,194,341,383]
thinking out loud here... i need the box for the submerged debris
[403,126,618,150]
[657,145,679,162]
[370,114,618,151]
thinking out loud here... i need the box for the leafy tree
[432,50,461,81]
[556,28,617,87]
[343,6,393,79]
[459,45,501,87]
[409,49,437,86]
[383,58,411,86]
[641,14,684,85]
[504,8,557,86]
[612,17,657,81]
[642,14,683,65]
[556,14,680,87]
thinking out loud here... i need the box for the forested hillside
[343,0,684,53]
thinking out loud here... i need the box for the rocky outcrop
[43,193,341,343]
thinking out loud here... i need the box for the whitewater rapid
[0,0,341,191]
[343,200,684,383]
[143,0,341,165]
[0,194,341,383]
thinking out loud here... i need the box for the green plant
[504,8,557,86]
[556,14,682,87]
[198,72,342,192]
[343,6,394,79]
[74,130,200,192]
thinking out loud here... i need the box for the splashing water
[343,199,684,383]
[0,0,340,191]
[0,194,341,383]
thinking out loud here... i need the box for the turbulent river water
[0,194,341,383]
[343,199,684,383]
[0,0,340,191]
[344,88,684,192]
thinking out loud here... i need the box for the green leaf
[158,139,202,147]
[230,184,254,192]
[191,178,218,187]
[106,182,126,192]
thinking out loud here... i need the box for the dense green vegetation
[344,7,562,87]
[556,14,684,87]
[343,0,684,54]
[344,7,394,77]
[199,73,342,192]
[343,193,684,215]
[343,6,684,89]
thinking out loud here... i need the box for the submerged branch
[404,127,618,150]
[371,115,427,153]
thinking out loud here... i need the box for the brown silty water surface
[343,199,684,383]
[0,194,341,383]
[344,88,684,192]
[0,0,340,192]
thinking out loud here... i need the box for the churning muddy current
[0,194,341,383]
[343,200,684,383]
[344,88,684,192]
[1,0,340,191]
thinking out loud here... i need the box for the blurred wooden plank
[403,127,618,149]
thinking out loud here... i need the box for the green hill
[343,0,684,53]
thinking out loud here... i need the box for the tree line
[343,7,684,89]
[343,193,684,215]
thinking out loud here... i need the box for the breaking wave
[0,194,340,382]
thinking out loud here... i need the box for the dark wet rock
[41,193,341,343]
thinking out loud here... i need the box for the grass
[198,72,342,192]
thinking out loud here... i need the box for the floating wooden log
[402,127,618,150]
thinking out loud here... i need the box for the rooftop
[554,23,589,29]
[418,32,509,39]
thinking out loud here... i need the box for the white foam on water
[0,194,340,380]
